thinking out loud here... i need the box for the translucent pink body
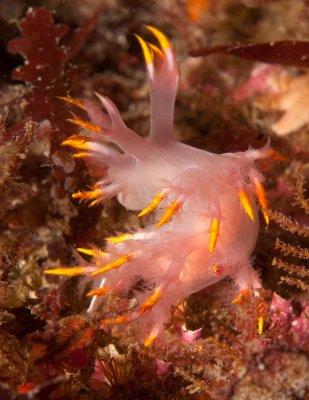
[65,29,270,342]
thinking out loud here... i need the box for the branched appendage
[268,210,309,238]
[293,175,309,214]
[272,258,309,278]
[269,174,309,292]
[279,276,309,292]
[275,238,309,260]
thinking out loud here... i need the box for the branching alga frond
[268,209,309,238]
[293,174,309,214]
[270,174,309,292]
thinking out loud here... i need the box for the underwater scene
[0,0,308,399]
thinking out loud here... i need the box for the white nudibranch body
[46,26,271,346]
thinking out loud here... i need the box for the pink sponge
[46,26,272,346]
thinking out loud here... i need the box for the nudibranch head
[46,27,272,345]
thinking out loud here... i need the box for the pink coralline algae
[270,293,309,345]
[270,292,294,329]
[45,27,273,346]
[181,325,202,344]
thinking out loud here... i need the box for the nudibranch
[45,26,272,345]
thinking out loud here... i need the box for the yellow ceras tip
[140,287,163,314]
[263,212,270,226]
[209,218,220,253]
[239,190,255,221]
[58,96,86,110]
[267,149,288,161]
[105,234,133,243]
[143,327,159,347]
[231,288,249,304]
[254,180,269,225]
[102,315,131,325]
[258,316,264,334]
[144,333,157,347]
[77,247,106,257]
[72,189,102,201]
[61,138,90,150]
[147,42,164,57]
[91,253,133,277]
[67,118,102,133]
[258,302,265,314]
[134,34,153,65]
[257,301,265,334]
[138,191,165,217]
[144,25,171,50]
[73,152,89,158]
[156,200,182,229]
[44,266,89,276]
[89,199,101,207]
[86,287,110,297]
